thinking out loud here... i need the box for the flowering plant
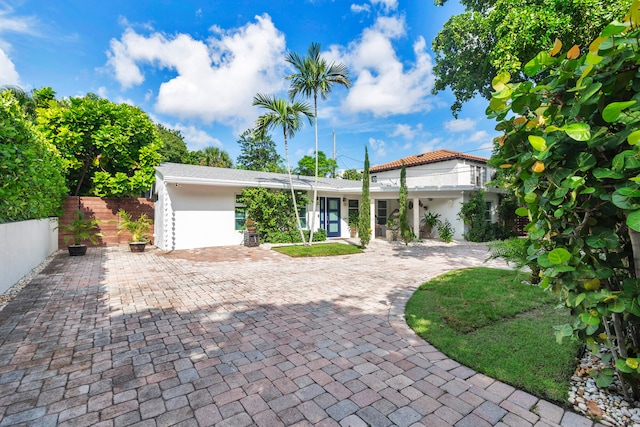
[245,219,256,228]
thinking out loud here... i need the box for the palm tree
[286,42,351,244]
[252,93,314,244]
[198,147,233,168]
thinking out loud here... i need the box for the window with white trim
[235,195,246,230]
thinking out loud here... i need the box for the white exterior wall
[372,160,494,188]
[0,218,58,293]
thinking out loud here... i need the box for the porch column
[412,197,420,239]
[370,197,376,240]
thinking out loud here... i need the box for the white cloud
[390,123,421,140]
[444,118,476,132]
[417,138,440,154]
[370,0,398,12]
[0,48,19,85]
[97,86,109,98]
[0,4,39,86]
[369,137,386,159]
[338,15,435,117]
[350,3,370,13]
[469,130,489,143]
[106,14,287,132]
[176,124,222,150]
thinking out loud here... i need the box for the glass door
[320,197,341,237]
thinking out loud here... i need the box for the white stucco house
[153,149,502,250]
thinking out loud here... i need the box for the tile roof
[155,163,366,191]
[369,149,488,173]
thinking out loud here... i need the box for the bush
[0,91,67,223]
[486,237,540,283]
[437,219,455,243]
[266,228,327,244]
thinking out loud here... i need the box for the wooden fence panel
[58,197,154,248]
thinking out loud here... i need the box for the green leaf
[515,207,529,217]
[580,312,601,325]
[601,21,628,38]
[524,192,537,203]
[565,123,591,141]
[627,210,640,232]
[548,248,571,264]
[603,101,637,123]
[528,135,547,151]
[593,168,624,179]
[628,130,640,145]
[616,358,634,373]
[491,72,511,90]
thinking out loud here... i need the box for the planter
[68,245,88,256]
[246,227,257,233]
[129,242,147,252]
[350,227,358,238]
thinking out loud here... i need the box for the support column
[370,197,376,240]
[412,197,420,239]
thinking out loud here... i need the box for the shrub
[437,219,455,243]
[0,90,67,223]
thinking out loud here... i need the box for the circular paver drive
[0,241,593,426]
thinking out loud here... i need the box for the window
[348,199,359,219]
[377,200,387,225]
[371,176,377,183]
[235,195,246,230]
[299,206,307,229]
[471,166,487,186]
[485,201,492,223]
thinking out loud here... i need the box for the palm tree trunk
[284,129,306,245]
[308,93,319,246]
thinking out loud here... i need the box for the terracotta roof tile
[369,149,488,173]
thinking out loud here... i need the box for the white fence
[0,218,58,294]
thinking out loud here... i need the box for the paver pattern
[0,240,597,427]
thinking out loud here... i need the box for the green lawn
[272,242,363,257]
[405,267,580,403]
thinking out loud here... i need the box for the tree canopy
[236,128,285,173]
[156,124,189,164]
[341,168,362,180]
[432,0,632,115]
[295,151,337,177]
[188,146,233,168]
[36,94,162,197]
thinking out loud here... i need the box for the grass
[272,242,363,257]
[405,267,580,403]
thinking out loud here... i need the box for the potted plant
[245,218,257,233]
[385,217,400,241]
[58,210,102,256]
[117,209,153,252]
[348,211,359,238]
[421,211,441,238]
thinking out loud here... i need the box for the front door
[320,197,341,237]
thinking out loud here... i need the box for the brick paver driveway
[0,240,593,427]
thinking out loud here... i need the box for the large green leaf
[528,135,547,151]
[580,312,601,325]
[628,130,640,145]
[627,209,640,232]
[593,168,624,179]
[515,207,529,217]
[565,123,591,141]
[548,248,571,264]
[603,101,637,123]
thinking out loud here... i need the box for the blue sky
[0,0,498,170]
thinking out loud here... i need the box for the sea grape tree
[489,2,640,398]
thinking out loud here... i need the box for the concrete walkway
[0,240,597,427]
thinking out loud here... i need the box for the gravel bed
[0,251,60,312]
[570,349,640,426]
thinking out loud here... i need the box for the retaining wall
[0,218,58,294]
